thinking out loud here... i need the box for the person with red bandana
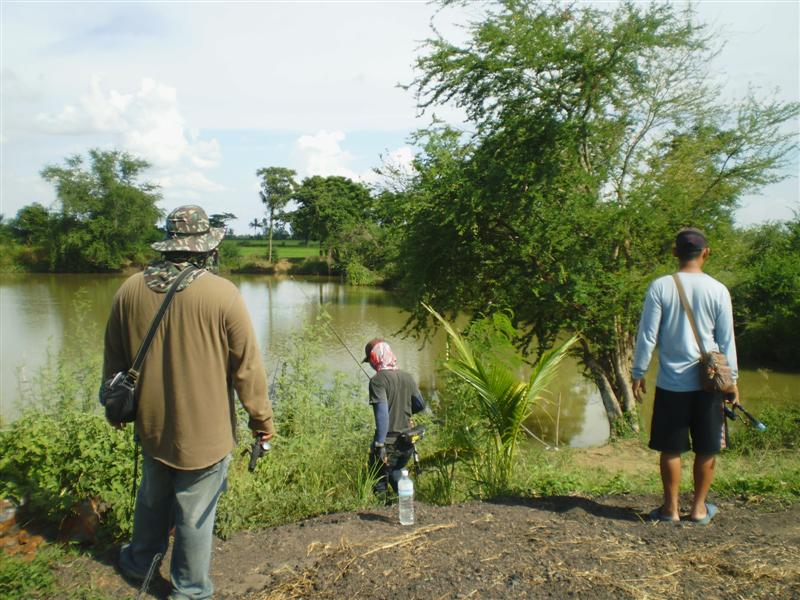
[362,338,426,496]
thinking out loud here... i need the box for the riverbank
[60,496,800,599]
[4,436,798,599]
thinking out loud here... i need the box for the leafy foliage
[289,175,373,263]
[0,411,137,540]
[0,546,60,600]
[425,304,577,495]
[730,217,800,369]
[33,149,163,271]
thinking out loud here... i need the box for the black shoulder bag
[100,266,197,423]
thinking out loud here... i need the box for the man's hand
[725,384,740,406]
[373,443,388,465]
[632,378,647,404]
[254,431,273,443]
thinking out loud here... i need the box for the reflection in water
[2,274,797,447]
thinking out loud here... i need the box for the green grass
[223,239,323,260]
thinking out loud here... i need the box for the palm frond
[424,304,578,493]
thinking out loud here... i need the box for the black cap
[675,228,707,257]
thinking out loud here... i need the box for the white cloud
[155,171,224,198]
[33,77,223,196]
[368,145,417,190]
[189,138,222,169]
[294,130,357,179]
[383,146,415,175]
[291,131,418,192]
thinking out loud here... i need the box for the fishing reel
[245,438,272,473]
[397,425,426,476]
[724,396,767,432]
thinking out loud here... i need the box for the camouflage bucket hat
[151,205,225,253]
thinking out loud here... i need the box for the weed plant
[424,305,577,497]
[729,404,800,454]
[0,545,59,600]
[210,323,382,537]
[344,260,380,286]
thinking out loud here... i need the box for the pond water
[1,273,798,446]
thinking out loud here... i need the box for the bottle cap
[401,469,409,477]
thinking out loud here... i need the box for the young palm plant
[423,303,578,495]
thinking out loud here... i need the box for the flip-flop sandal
[647,507,679,523]
[690,502,718,526]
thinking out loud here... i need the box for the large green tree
[290,175,373,263]
[8,203,59,270]
[730,217,800,369]
[400,1,799,429]
[37,149,162,271]
[256,167,297,263]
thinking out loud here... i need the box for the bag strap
[672,273,706,356]
[128,266,197,380]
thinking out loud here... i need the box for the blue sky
[2,1,798,234]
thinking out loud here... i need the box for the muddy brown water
[2,273,798,446]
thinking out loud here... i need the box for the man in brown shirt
[104,205,274,600]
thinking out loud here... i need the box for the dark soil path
[56,494,799,600]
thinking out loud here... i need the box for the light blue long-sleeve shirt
[632,272,738,392]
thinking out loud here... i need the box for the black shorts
[649,387,725,455]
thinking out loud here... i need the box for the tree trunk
[611,322,639,431]
[268,209,274,263]
[580,340,624,425]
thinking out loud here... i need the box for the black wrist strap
[128,266,197,380]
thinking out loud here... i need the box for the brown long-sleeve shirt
[103,271,274,470]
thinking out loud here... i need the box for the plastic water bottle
[398,469,414,525]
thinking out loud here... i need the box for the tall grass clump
[728,403,800,454]
[423,305,578,497]
[215,321,379,536]
[713,402,800,501]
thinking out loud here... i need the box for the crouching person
[364,339,426,496]
[103,205,274,599]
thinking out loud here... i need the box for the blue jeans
[119,453,231,600]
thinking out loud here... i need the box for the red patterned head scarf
[368,341,398,372]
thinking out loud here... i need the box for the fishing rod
[286,276,372,380]
[724,397,767,432]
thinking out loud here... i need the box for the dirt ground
[55,494,799,600]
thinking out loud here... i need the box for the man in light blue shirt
[632,228,739,525]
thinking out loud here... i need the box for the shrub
[729,404,800,455]
[219,241,243,269]
[289,258,335,276]
[344,260,379,286]
[0,411,136,540]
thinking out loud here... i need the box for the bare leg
[659,453,681,520]
[690,454,716,520]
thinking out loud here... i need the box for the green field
[223,239,322,260]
